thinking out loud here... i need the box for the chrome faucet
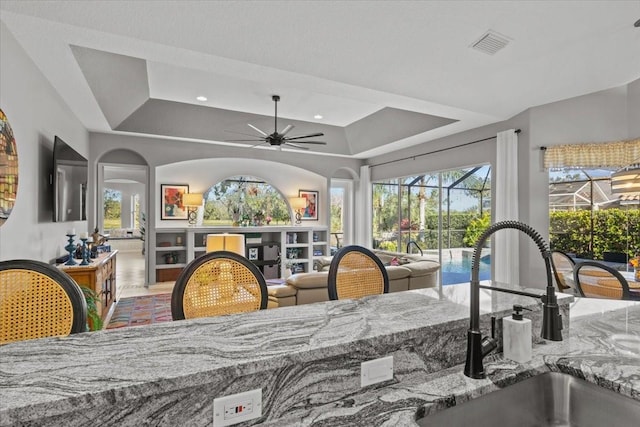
[464,220,563,379]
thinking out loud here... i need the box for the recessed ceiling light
[314,114,323,119]
[196,96,208,102]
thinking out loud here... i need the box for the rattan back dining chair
[171,251,268,320]
[0,259,87,345]
[573,261,631,300]
[551,250,575,292]
[328,245,389,301]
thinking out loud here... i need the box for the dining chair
[573,261,631,300]
[551,250,575,292]
[0,259,88,344]
[328,245,389,300]
[171,251,268,320]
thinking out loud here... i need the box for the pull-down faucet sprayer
[464,221,563,379]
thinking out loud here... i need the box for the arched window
[202,176,291,226]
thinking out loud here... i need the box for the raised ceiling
[1,1,639,158]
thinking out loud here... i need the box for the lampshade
[183,193,204,207]
[611,168,640,194]
[206,233,245,256]
[290,197,307,211]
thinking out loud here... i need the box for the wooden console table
[58,250,118,321]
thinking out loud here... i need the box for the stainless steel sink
[418,372,640,427]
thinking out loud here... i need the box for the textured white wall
[156,158,327,228]
[0,22,89,262]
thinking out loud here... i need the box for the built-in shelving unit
[154,229,188,282]
[150,226,329,283]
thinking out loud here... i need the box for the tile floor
[115,249,174,298]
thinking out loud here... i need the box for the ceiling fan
[225,95,326,150]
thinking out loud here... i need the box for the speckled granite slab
[0,284,580,426]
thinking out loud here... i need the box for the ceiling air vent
[470,30,511,55]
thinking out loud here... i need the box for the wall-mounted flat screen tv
[52,136,87,222]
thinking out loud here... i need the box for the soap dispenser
[503,304,532,363]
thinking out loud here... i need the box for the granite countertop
[404,302,640,425]
[0,282,637,426]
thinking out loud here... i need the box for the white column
[355,165,372,247]
[495,129,519,285]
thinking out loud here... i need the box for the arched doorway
[97,149,149,289]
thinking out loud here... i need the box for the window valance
[543,138,640,169]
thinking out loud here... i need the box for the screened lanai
[549,169,620,211]
[548,168,639,261]
[372,165,492,285]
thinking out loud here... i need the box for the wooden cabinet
[59,250,117,321]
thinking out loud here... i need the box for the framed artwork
[298,189,318,221]
[0,108,18,227]
[248,247,259,261]
[161,184,189,220]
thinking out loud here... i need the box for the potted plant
[81,287,103,331]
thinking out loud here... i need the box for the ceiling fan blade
[280,124,294,136]
[224,130,267,138]
[288,140,327,145]
[248,123,268,136]
[224,138,266,142]
[285,142,310,150]
[286,132,324,141]
[251,141,270,148]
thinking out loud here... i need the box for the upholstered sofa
[266,249,440,308]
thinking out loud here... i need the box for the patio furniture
[0,259,87,344]
[573,261,632,300]
[171,251,268,320]
[328,245,389,300]
[551,251,575,292]
[602,251,628,264]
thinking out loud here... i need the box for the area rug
[106,294,173,329]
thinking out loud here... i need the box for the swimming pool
[441,256,490,285]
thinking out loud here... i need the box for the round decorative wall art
[0,108,18,227]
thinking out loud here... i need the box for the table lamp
[290,197,307,225]
[206,233,246,257]
[183,193,203,225]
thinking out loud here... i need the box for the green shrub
[550,209,640,259]
[463,213,490,247]
[378,240,397,252]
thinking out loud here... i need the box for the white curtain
[355,165,372,247]
[494,130,519,285]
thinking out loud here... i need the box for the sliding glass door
[372,164,491,285]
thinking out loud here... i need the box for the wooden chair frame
[171,251,268,320]
[573,261,631,300]
[328,245,389,301]
[1,259,87,344]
